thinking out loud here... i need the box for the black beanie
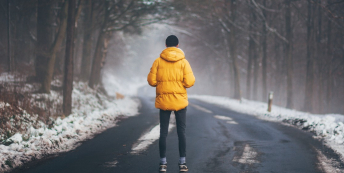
[166,35,179,47]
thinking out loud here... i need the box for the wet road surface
[10,96,344,173]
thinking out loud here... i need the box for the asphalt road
[10,95,344,173]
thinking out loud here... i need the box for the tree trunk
[246,34,253,99]
[304,0,314,112]
[246,2,255,100]
[326,13,332,113]
[274,32,282,105]
[252,12,258,101]
[88,1,110,88]
[316,0,325,114]
[317,0,323,113]
[285,0,293,109]
[88,31,105,88]
[41,2,69,93]
[261,0,268,100]
[229,0,241,100]
[80,0,93,81]
[99,33,111,77]
[221,26,232,97]
[63,0,76,116]
[35,0,53,82]
[75,0,83,22]
[73,0,84,76]
[7,0,12,72]
[342,33,344,114]
[16,10,32,64]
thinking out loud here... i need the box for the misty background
[0,0,343,115]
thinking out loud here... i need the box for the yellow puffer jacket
[147,47,195,111]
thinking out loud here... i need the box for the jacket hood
[160,47,185,62]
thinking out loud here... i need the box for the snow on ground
[0,81,140,172]
[233,144,259,164]
[0,73,21,82]
[316,149,343,173]
[190,95,344,161]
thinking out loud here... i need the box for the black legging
[159,107,187,158]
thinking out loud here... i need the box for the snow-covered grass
[190,95,344,161]
[0,72,24,82]
[0,81,140,172]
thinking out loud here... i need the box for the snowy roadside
[189,95,344,161]
[0,81,140,172]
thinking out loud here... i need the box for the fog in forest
[1,0,344,115]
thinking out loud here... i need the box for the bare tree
[7,0,11,72]
[63,0,76,116]
[217,0,242,100]
[35,0,54,85]
[304,0,315,112]
[42,1,69,93]
[229,0,241,100]
[316,0,324,113]
[246,7,254,99]
[88,0,110,88]
[89,0,171,88]
[285,0,293,109]
[80,0,94,81]
[261,0,268,100]
[326,5,332,112]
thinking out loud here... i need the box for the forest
[0,0,343,117]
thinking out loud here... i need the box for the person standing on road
[147,35,195,172]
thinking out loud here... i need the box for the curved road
[10,94,344,172]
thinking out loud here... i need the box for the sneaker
[159,164,167,172]
[179,163,188,172]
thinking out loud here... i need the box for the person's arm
[147,59,159,87]
[182,60,195,88]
